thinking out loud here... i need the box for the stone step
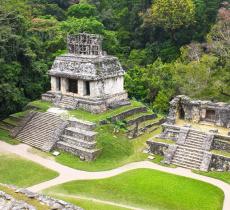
[188,132,206,138]
[173,153,203,162]
[64,127,97,141]
[61,135,97,149]
[173,157,202,167]
[176,146,204,153]
[185,139,203,145]
[56,141,100,161]
[175,150,204,158]
[172,158,202,168]
[186,140,204,146]
[69,118,96,130]
[184,144,203,150]
[187,135,206,141]
[17,112,65,152]
[186,139,204,145]
[171,160,200,170]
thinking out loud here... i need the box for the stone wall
[212,134,230,152]
[56,142,101,161]
[90,76,124,97]
[100,107,147,125]
[146,140,170,156]
[158,123,181,141]
[127,114,157,126]
[209,154,230,172]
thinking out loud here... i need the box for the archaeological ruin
[147,95,230,172]
[10,33,132,161]
[42,33,129,113]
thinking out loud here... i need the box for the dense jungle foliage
[0,0,229,119]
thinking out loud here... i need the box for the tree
[150,0,196,40]
[67,3,97,18]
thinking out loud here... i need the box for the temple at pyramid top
[67,33,103,56]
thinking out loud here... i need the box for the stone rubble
[0,185,83,210]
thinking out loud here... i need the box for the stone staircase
[56,118,101,161]
[17,112,66,151]
[169,129,213,171]
[56,95,77,109]
[171,146,204,170]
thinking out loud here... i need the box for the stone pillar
[78,80,84,96]
[61,78,68,94]
[51,76,57,91]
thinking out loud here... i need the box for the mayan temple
[42,33,129,113]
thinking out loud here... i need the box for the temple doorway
[178,105,185,120]
[56,77,61,91]
[85,81,90,96]
[68,79,78,94]
[205,109,216,122]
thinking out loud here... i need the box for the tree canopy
[0,0,229,118]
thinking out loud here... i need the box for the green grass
[27,100,52,112]
[56,126,161,171]
[194,170,230,185]
[69,100,144,122]
[0,153,58,187]
[151,137,175,144]
[125,110,153,121]
[0,185,50,210]
[3,117,18,126]
[49,195,127,210]
[211,150,230,158]
[11,111,28,118]
[45,169,224,210]
[0,129,20,145]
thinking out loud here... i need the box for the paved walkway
[0,141,229,210]
[53,193,143,210]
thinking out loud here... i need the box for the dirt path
[0,141,229,210]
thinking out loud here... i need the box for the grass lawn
[0,185,50,210]
[69,100,145,122]
[0,129,20,145]
[51,195,127,210]
[27,100,52,112]
[55,125,161,171]
[194,170,230,185]
[151,137,175,144]
[45,169,224,210]
[0,153,58,187]
[211,150,230,158]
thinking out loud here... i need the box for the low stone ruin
[147,95,230,171]
[167,95,230,128]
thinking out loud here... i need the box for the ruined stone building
[147,95,230,172]
[167,95,230,128]
[42,33,128,113]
